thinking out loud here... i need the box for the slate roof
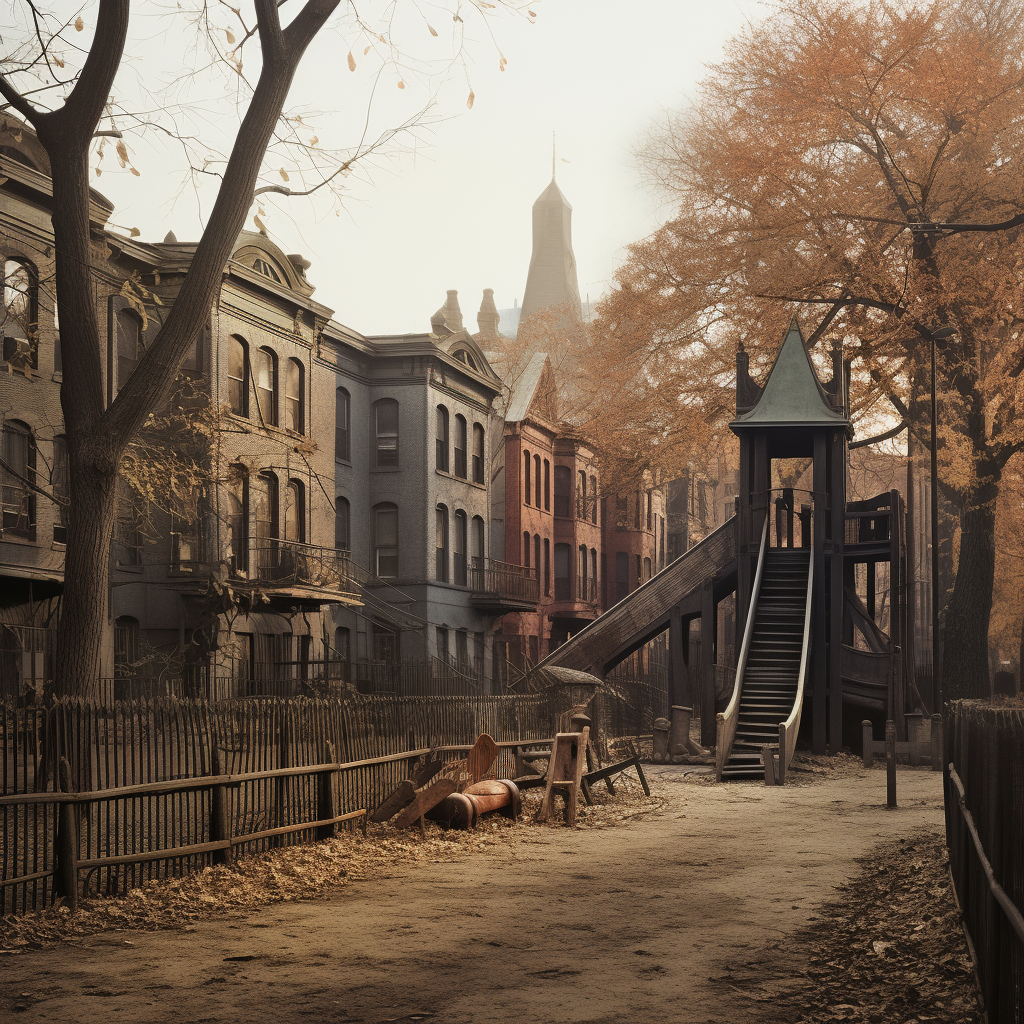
[505,351,552,423]
[731,319,850,430]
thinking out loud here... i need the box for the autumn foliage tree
[0,0,525,698]
[584,0,1024,698]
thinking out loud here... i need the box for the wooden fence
[0,694,556,915]
[944,700,1024,1023]
[0,686,660,916]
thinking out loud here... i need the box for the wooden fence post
[316,742,337,841]
[53,757,78,912]
[210,748,232,867]
[861,720,873,768]
[930,713,943,771]
[885,720,897,809]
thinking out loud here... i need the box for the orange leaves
[347,51,356,71]
[74,16,84,31]
[467,89,475,110]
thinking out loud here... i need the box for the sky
[93,0,765,335]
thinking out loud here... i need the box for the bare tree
[0,0,526,697]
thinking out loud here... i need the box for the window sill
[52,373,62,383]
[371,466,402,473]
[0,533,39,546]
[115,563,144,574]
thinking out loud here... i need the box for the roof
[505,351,553,423]
[534,178,572,209]
[731,319,849,431]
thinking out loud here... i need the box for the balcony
[552,575,599,607]
[240,541,363,606]
[470,558,539,614]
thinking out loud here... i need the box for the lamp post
[929,326,955,716]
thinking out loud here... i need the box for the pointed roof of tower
[731,319,850,431]
[518,170,582,326]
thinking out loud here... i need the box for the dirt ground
[1,764,965,1024]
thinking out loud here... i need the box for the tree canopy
[581,0,1024,697]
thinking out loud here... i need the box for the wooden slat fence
[1,690,652,916]
[944,701,1024,1023]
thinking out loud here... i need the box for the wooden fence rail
[1,690,660,916]
[944,701,1024,1024]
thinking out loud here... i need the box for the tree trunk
[53,454,118,700]
[942,493,997,701]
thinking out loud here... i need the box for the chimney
[476,288,499,341]
[431,289,463,335]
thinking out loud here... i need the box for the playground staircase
[721,548,811,781]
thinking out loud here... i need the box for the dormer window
[252,258,282,283]
[453,348,479,370]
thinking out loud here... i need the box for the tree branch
[849,420,907,450]
[0,456,67,507]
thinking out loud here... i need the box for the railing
[767,487,813,549]
[716,514,769,781]
[845,508,892,544]
[251,541,358,593]
[576,576,598,603]
[469,558,539,604]
[777,534,814,784]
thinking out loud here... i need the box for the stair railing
[716,514,769,781]
[777,532,815,784]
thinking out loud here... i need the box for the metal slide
[535,517,737,676]
[715,517,814,783]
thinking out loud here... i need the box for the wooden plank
[465,733,499,785]
[392,780,458,830]
[369,780,417,823]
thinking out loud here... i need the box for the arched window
[523,530,531,568]
[252,258,282,282]
[579,544,588,600]
[615,551,629,601]
[116,308,143,392]
[543,459,550,511]
[1,420,35,538]
[256,347,278,426]
[454,509,467,585]
[591,548,598,594]
[286,358,304,434]
[454,414,467,478]
[436,405,449,471]
[3,259,36,368]
[227,469,248,575]
[253,471,279,574]
[374,399,399,467]
[374,503,399,577]
[335,496,350,551]
[534,454,541,507]
[534,534,541,586]
[471,516,485,569]
[435,504,449,582]
[285,479,305,543]
[523,450,532,506]
[472,424,485,484]
[644,556,652,580]
[543,538,550,596]
[577,471,587,519]
[228,336,248,416]
[590,475,598,524]
[51,435,68,543]
[335,387,350,462]
[646,490,653,531]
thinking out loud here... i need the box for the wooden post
[668,605,690,709]
[930,713,943,771]
[885,719,897,809]
[700,582,717,747]
[53,757,78,912]
[210,747,232,866]
[316,742,337,841]
[862,720,873,768]
[906,712,923,766]
[812,431,828,755]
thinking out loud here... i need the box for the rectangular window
[436,626,449,665]
[456,629,469,672]
[615,551,629,603]
[375,401,399,467]
[454,416,467,479]
[554,543,571,600]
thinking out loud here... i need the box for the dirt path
[1,768,945,1024]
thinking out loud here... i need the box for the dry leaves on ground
[0,770,662,953]
[722,832,983,1024]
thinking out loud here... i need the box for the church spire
[518,156,582,329]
